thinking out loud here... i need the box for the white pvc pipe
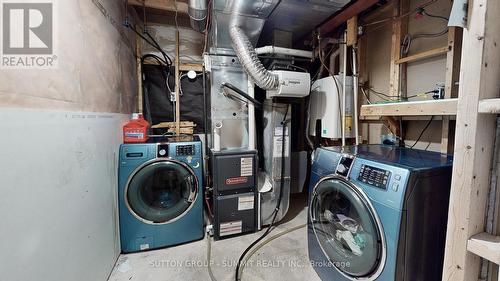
[352,47,360,145]
[255,46,313,59]
[213,121,223,151]
[248,80,256,150]
[342,33,347,147]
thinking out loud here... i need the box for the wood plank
[389,0,409,97]
[360,115,449,121]
[317,0,379,36]
[128,0,188,13]
[360,99,458,116]
[441,27,463,154]
[478,99,500,114]
[142,60,203,71]
[442,0,500,278]
[395,46,448,64]
[179,63,203,72]
[346,16,358,46]
[467,233,500,265]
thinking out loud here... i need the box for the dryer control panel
[358,164,391,190]
[176,145,195,156]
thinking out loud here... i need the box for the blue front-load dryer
[308,145,453,281]
[118,136,204,253]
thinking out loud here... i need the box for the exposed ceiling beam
[128,0,189,14]
[317,0,380,36]
[134,6,191,27]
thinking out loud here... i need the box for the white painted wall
[0,109,128,281]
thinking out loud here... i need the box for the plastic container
[123,113,149,143]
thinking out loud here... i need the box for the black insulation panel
[142,64,206,133]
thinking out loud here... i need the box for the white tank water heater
[309,75,354,139]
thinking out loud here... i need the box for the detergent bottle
[123,113,149,143]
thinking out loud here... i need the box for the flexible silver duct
[188,0,207,32]
[229,26,279,90]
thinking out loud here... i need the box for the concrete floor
[108,193,321,281]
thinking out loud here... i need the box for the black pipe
[221,82,262,108]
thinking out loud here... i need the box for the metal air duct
[188,0,207,32]
[229,25,279,90]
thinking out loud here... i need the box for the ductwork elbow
[188,0,207,32]
[229,26,279,91]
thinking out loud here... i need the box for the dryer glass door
[310,176,384,278]
[126,160,198,224]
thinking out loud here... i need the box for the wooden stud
[175,30,181,135]
[441,27,463,154]
[442,0,500,279]
[346,16,358,47]
[389,0,409,98]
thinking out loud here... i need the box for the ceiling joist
[128,0,188,14]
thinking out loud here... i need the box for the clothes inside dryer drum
[311,178,382,277]
[127,161,197,223]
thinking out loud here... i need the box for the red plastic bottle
[123,113,149,143]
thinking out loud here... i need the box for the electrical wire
[401,7,450,56]
[238,224,307,280]
[234,105,290,281]
[362,0,439,28]
[365,87,438,102]
[409,116,435,148]
[126,22,173,66]
[202,0,213,54]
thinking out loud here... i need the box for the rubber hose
[238,223,307,280]
[206,234,218,281]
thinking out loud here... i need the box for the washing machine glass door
[126,160,198,224]
[310,176,385,279]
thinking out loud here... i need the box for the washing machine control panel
[358,164,391,190]
[157,144,169,158]
[176,145,195,156]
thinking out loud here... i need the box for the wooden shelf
[478,98,500,114]
[395,46,448,64]
[360,98,458,116]
[467,233,500,264]
[360,115,455,121]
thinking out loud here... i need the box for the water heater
[309,75,354,139]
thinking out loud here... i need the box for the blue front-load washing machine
[308,145,453,280]
[118,136,204,253]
